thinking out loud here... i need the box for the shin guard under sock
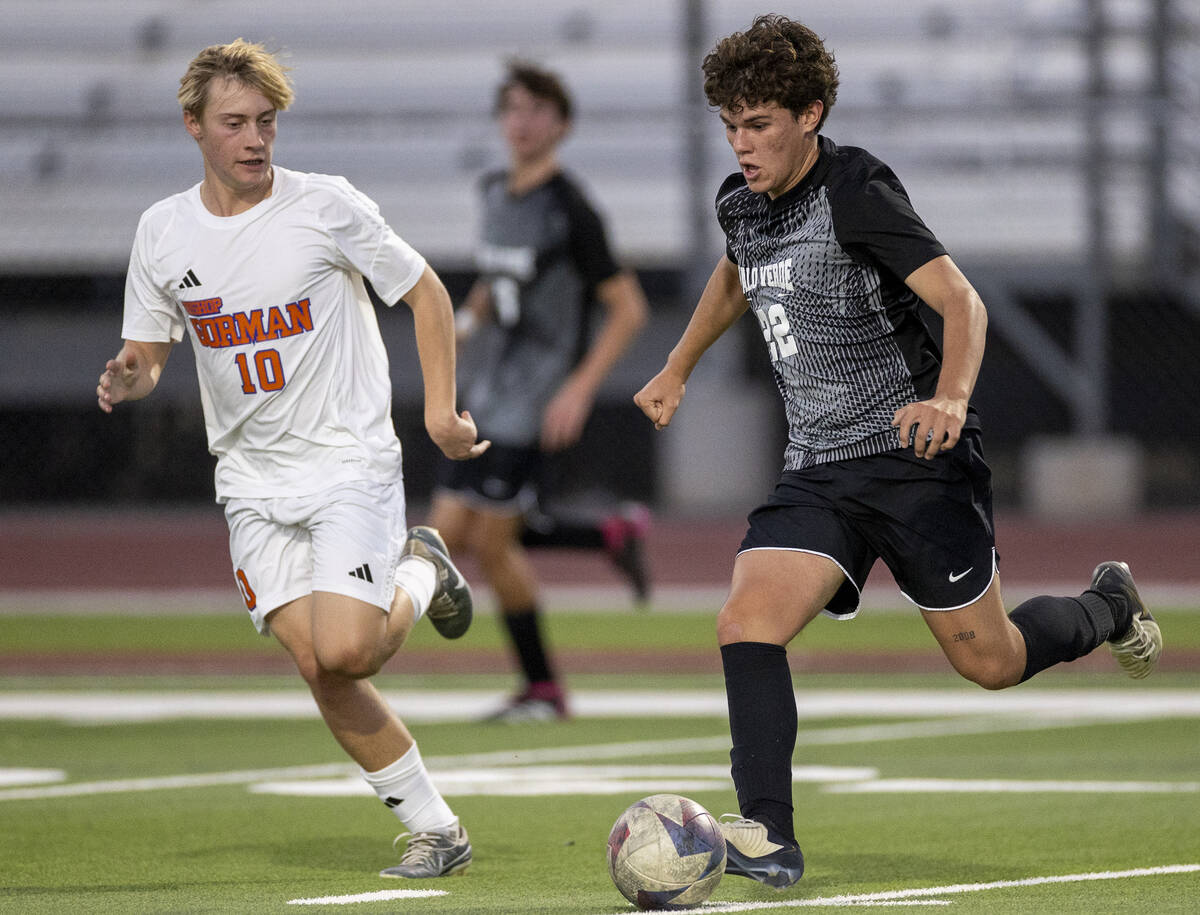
[1009,592,1117,682]
[501,606,554,684]
[721,641,796,844]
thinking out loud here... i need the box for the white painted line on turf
[249,764,880,798]
[4,711,1196,803]
[287,889,448,905]
[0,768,65,787]
[0,762,355,801]
[642,864,1200,912]
[256,774,733,797]
[4,688,1200,724]
[826,778,1200,794]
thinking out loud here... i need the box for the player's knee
[716,602,755,646]
[313,641,382,680]
[287,646,323,685]
[958,654,1021,691]
[475,535,517,576]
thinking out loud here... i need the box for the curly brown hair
[702,14,839,129]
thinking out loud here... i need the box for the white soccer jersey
[122,166,426,502]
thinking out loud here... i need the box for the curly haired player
[636,14,1162,889]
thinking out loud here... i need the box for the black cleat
[717,816,805,889]
[603,503,652,608]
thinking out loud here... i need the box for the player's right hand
[430,409,491,461]
[634,370,685,431]
[97,353,136,413]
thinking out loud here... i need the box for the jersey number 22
[754,304,798,363]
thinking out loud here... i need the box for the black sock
[501,606,554,684]
[1090,583,1135,637]
[520,517,605,550]
[721,641,796,844]
[1009,592,1117,682]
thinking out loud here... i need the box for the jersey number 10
[754,304,798,363]
[234,349,286,394]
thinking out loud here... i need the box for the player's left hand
[430,410,491,461]
[891,395,967,459]
[540,381,593,452]
[634,368,685,431]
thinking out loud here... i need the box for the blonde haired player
[97,39,488,879]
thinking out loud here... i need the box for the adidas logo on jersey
[178,268,202,289]
[349,564,374,583]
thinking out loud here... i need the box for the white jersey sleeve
[309,175,426,306]
[119,167,425,502]
[122,200,189,344]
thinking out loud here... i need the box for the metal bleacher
[2,0,1197,513]
[0,0,1194,278]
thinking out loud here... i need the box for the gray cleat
[380,824,472,879]
[403,526,472,639]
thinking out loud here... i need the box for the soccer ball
[606,794,726,910]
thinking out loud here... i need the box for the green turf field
[2,604,1198,913]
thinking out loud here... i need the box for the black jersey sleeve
[715,172,748,265]
[829,154,946,282]
[558,176,621,286]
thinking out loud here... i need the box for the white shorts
[224,480,408,634]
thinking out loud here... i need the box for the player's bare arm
[891,254,988,459]
[453,279,493,343]
[635,256,748,430]
[403,265,491,460]
[96,340,174,413]
[541,269,648,451]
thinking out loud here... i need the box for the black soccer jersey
[717,134,963,471]
[466,170,620,447]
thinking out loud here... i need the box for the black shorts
[740,430,997,615]
[435,442,542,513]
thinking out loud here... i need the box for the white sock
[394,556,437,624]
[360,744,458,834]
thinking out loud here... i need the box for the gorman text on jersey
[184,297,315,349]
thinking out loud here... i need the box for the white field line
[0,734,881,803]
[0,762,355,801]
[2,705,1195,803]
[0,767,64,786]
[288,889,448,905]
[249,764,879,799]
[641,864,1200,913]
[3,688,1200,724]
[826,778,1200,794]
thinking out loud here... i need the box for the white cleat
[1092,561,1162,680]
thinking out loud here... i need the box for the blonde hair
[177,38,294,118]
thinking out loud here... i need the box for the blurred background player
[636,14,1162,890]
[96,39,488,878]
[427,61,651,722]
